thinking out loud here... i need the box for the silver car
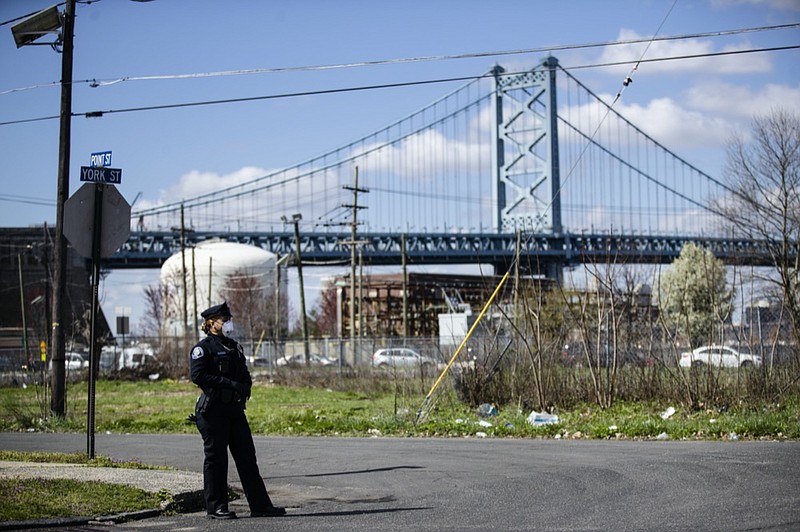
[371,348,437,368]
[276,353,337,367]
[679,345,762,368]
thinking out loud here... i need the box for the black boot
[207,508,237,519]
[251,506,286,517]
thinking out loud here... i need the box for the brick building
[0,226,109,368]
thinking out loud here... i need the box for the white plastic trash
[478,403,498,417]
[526,411,559,426]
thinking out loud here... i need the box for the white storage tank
[160,240,285,335]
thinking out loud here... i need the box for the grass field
[1,375,798,440]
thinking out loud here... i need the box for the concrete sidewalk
[0,460,204,530]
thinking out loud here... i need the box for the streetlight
[273,253,291,370]
[10,5,62,48]
[282,214,310,366]
[11,1,75,417]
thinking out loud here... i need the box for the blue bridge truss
[110,230,793,271]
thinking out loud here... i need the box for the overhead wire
[2,43,797,129]
[1,21,797,96]
[0,192,56,207]
[0,3,67,27]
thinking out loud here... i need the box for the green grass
[0,377,797,440]
[0,450,170,469]
[0,477,165,522]
[0,450,169,522]
[0,451,222,523]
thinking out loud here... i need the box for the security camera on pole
[63,151,130,458]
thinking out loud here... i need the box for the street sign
[80,166,122,184]
[116,316,130,335]
[63,183,131,258]
[90,151,112,168]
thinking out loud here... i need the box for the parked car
[99,344,158,371]
[372,348,437,368]
[65,352,89,371]
[679,345,762,368]
[276,353,337,367]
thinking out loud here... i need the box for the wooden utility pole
[292,215,310,365]
[191,247,198,342]
[50,0,76,417]
[341,167,369,365]
[402,234,408,339]
[180,204,188,337]
[207,257,213,309]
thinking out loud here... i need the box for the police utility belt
[196,387,244,412]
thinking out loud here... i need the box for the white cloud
[617,97,733,149]
[356,128,486,180]
[685,81,800,118]
[710,0,800,10]
[561,92,733,150]
[134,166,271,212]
[159,166,271,204]
[597,30,772,75]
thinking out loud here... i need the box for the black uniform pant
[195,402,274,513]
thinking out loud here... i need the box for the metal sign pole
[87,183,104,459]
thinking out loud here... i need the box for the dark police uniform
[190,302,283,518]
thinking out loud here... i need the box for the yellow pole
[252,329,267,366]
[416,270,511,423]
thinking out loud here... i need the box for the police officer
[190,302,285,519]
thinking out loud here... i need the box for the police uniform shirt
[190,333,251,403]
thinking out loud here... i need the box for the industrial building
[0,226,110,369]
[333,272,547,338]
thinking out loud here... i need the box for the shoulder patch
[191,346,204,360]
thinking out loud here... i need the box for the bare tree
[219,268,275,355]
[311,280,340,337]
[141,284,165,335]
[715,108,800,353]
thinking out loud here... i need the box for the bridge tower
[492,56,562,236]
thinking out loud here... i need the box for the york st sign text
[79,166,123,184]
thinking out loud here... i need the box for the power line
[0,193,55,207]
[1,22,798,96]
[64,22,800,86]
[1,44,797,128]
[0,3,66,27]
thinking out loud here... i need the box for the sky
[1,0,798,333]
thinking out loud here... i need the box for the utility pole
[9,0,73,418]
[342,167,369,365]
[402,234,408,339]
[180,204,188,338]
[191,247,198,342]
[283,214,309,365]
[273,254,290,369]
[51,0,75,417]
[358,247,364,337]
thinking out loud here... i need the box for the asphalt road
[1,432,798,531]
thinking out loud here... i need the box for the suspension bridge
[112,57,790,274]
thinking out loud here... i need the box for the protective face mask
[221,320,235,338]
